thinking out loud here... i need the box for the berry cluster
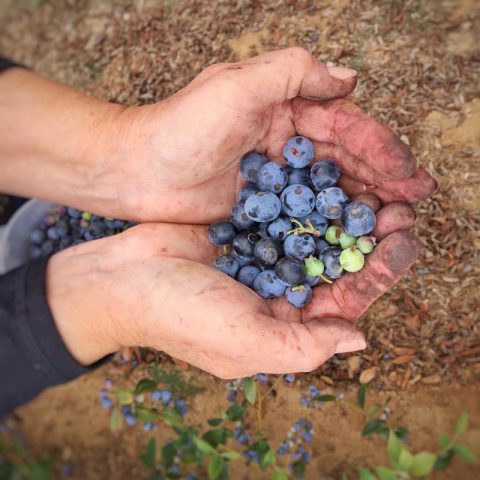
[208,136,377,309]
[30,206,135,258]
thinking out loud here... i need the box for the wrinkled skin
[47,48,437,378]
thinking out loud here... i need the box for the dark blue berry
[310,159,340,191]
[230,202,255,230]
[245,192,281,222]
[280,184,315,217]
[256,162,288,194]
[208,221,236,246]
[287,167,309,186]
[306,274,320,287]
[30,229,45,245]
[252,221,269,239]
[240,152,268,183]
[284,234,316,261]
[237,265,261,287]
[274,257,306,286]
[233,231,259,257]
[341,202,376,236]
[232,251,254,267]
[267,216,292,240]
[316,187,349,219]
[285,284,312,308]
[283,136,314,168]
[314,238,330,255]
[253,270,286,298]
[321,247,345,279]
[254,238,283,267]
[213,254,239,277]
[238,182,258,202]
[297,211,328,235]
[67,207,81,218]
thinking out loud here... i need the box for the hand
[96,47,436,223]
[46,219,419,378]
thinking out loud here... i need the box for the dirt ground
[0,0,479,478]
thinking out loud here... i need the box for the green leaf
[203,428,233,448]
[225,404,245,422]
[221,450,240,460]
[291,459,306,476]
[135,379,158,395]
[357,384,367,409]
[375,467,398,480]
[250,438,270,455]
[109,407,123,432]
[434,449,454,470]
[271,468,289,480]
[161,441,177,468]
[136,406,160,423]
[208,454,225,480]
[409,451,437,476]
[116,390,134,405]
[161,407,183,428]
[453,443,477,464]
[316,394,337,402]
[207,418,223,427]
[394,426,409,440]
[398,448,413,471]
[193,436,216,455]
[150,474,165,480]
[259,449,276,470]
[362,419,385,437]
[358,467,377,480]
[243,377,257,404]
[140,438,157,470]
[387,430,403,467]
[29,462,54,480]
[340,473,349,480]
[439,432,450,450]
[455,412,469,436]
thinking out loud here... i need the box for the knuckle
[285,46,314,65]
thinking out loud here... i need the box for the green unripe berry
[357,236,375,254]
[325,225,342,245]
[304,255,324,276]
[81,211,92,221]
[339,246,365,272]
[339,232,356,249]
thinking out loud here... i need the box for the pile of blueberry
[30,206,135,258]
[208,136,376,309]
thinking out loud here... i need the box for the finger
[304,231,420,321]
[352,193,382,212]
[215,47,357,109]
[373,202,416,240]
[293,98,417,179]
[187,62,232,88]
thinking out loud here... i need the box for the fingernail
[328,66,357,80]
[335,337,367,354]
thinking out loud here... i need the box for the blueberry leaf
[453,443,477,464]
[387,430,403,467]
[455,412,469,436]
[160,407,183,427]
[409,452,437,476]
[358,467,377,480]
[316,394,336,402]
[140,438,157,470]
[434,449,454,470]
[243,377,257,405]
[271,468,289,480]
[109,407,123,432]
[357,384,367,409]
[135,379,158,395]
[207,418,223,427]
[375,467,398,480]
[398,448,413,471]
[116,390,134,405]
[193,436,216,455]
[439,432,450,450]
[362,419,384,437]
[207,454,225,480]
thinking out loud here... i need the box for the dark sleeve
[0,56,23,73]
[0,257,105,419]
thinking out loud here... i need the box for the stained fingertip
[373,202,416,240]
[352,193,382,212]
[338,174,369,197]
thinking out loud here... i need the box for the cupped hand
[46,214,419,378]
[98,47,436,223]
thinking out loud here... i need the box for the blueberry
[125,414,137,426]
[230,202,255,230]
[232,251,254,267]
[30,229,45,245]
[256,162,288,194]
[284,234,316,261]
[306,274,320,287]
[143,422,155,431]
[245,192,281,222]
[321,247,345,279]
[283,136,314,168]
[253,270,286,298]
[339,246,365,272]
[90,221,106,236]
[325,225,342,245]
[41,239,55,256]
[174,399,188,415]
[304,255,324,277]
[113,219,125,229]
[284,374,295,383]
[309,159,340,191]
[287,166,309,186]
[267,216,292,241]
[100,396,112,409]
[316,187,349,219]
[314,238,330,255]
[339,231,356,249]
[254,238,283,267]
[285,284,312,308]
[237,265,261,287]
[84,231,95,241]
[274,257,306,286]
[55,219,69,237]
[240,152,268,183]
[67,207,81,218]
[60,235,73,247]
[341,202,376,236]
[357,236,375,254]
[251,221,269,239]
[208,221,236,246]
[31,246,42,258]
[280,184,315,217]
[213,254,239,277]
[297,211,328,235]
[47,226,60,241]
[238,182,258,202]
[233,231,259,257]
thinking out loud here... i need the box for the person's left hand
[92,48,436,223]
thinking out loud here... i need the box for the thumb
[214,47,357,108]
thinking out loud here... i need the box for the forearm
[0,67,125,213]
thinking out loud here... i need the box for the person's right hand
[45,218,419,379]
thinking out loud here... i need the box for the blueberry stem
[291,285,305,292]
[320,274,333,285]
[223,245,229,254]
[286,218,322,237]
